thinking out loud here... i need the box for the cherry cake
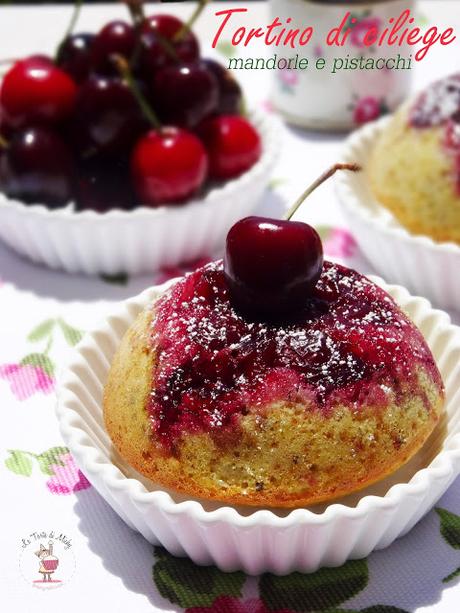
[370,73,460,245]
[104,259,444,507]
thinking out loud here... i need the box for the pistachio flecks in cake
[148,261,442,450]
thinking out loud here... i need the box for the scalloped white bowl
[56,275,460,575]
[0,110,279,276]
[336,117,460,311]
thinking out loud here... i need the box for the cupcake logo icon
[35,541,59,584]
[19,530,76,590]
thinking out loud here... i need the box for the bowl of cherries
[0,2,278,275]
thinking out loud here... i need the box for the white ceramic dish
[0,110,279,276]
[335,117,460,311]
[56,276,460,575]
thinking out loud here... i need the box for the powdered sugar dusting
[409,73,460,191]
[410,74,460,128]
[148,261,441,450]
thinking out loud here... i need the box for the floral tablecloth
[2,2,460,612]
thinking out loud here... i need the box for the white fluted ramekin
[336,117,460,311]
[56,276,460,575]
[0,110,279,276]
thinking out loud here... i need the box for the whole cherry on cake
[0,0,258,211]
[225,164,358,320]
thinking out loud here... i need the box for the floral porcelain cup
[270,0,415,130]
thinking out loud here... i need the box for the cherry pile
[0,9,262,211]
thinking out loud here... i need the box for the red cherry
[141,14,199,64]
[153,62,218,129]
[91,20,135,74]
[136,31,170,76]
[57,33,95,83]
[202,59,242,115]
[131,127,208,206]
[70,75,146,155]
[198,115,261,180]
[0,56,77,128]
[224,217,324,320]
[76,156,135,212]
[223,164,361,320]
[0,125,75,207]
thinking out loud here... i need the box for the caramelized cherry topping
[148,261,441,450]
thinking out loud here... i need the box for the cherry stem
[55,0,83,60]
[284,163,361,221]
[113,54,161,131]
[125,0,145,25]
[0,133,9,149]
[173,0,210,42]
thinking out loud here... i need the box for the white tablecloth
[1,3,460,612]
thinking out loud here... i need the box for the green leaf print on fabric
[435,507,460,583]
[360,607,410,613]
[57,319,83,346]
[153,547,245,608]
[36,447,69,475]
[216,40,237,59]
[259,559,369,612]
[21,353,55,377]
[100,272,130,285]
[268,177,288,190]
[5,450,33,476]
[5,447,68,477]
[27,317,84,349]
[436,507,460,549]
[27,319,55,342]
[316,226,333,242]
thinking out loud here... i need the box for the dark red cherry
[0,56,77,128]
[198,115,261,179]
[91,20,135,74]
[71,75,146,155]
[0,125,75,207]
[131,127,208,205]
[141,14,199,64]
[224,217,324,320]
[202,59,242,115]
[136,30,171,77]
[153,62,218,128]
[57,33,95,83]
[76,156,135,212]
[0,105,15,139]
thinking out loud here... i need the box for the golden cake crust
[104,304,444,508]
[369,102,460,245]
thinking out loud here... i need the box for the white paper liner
[56,277,460,574]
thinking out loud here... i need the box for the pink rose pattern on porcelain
[275,11,391,125]
[349,15,383,48]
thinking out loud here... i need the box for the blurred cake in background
[369,74,460,245]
